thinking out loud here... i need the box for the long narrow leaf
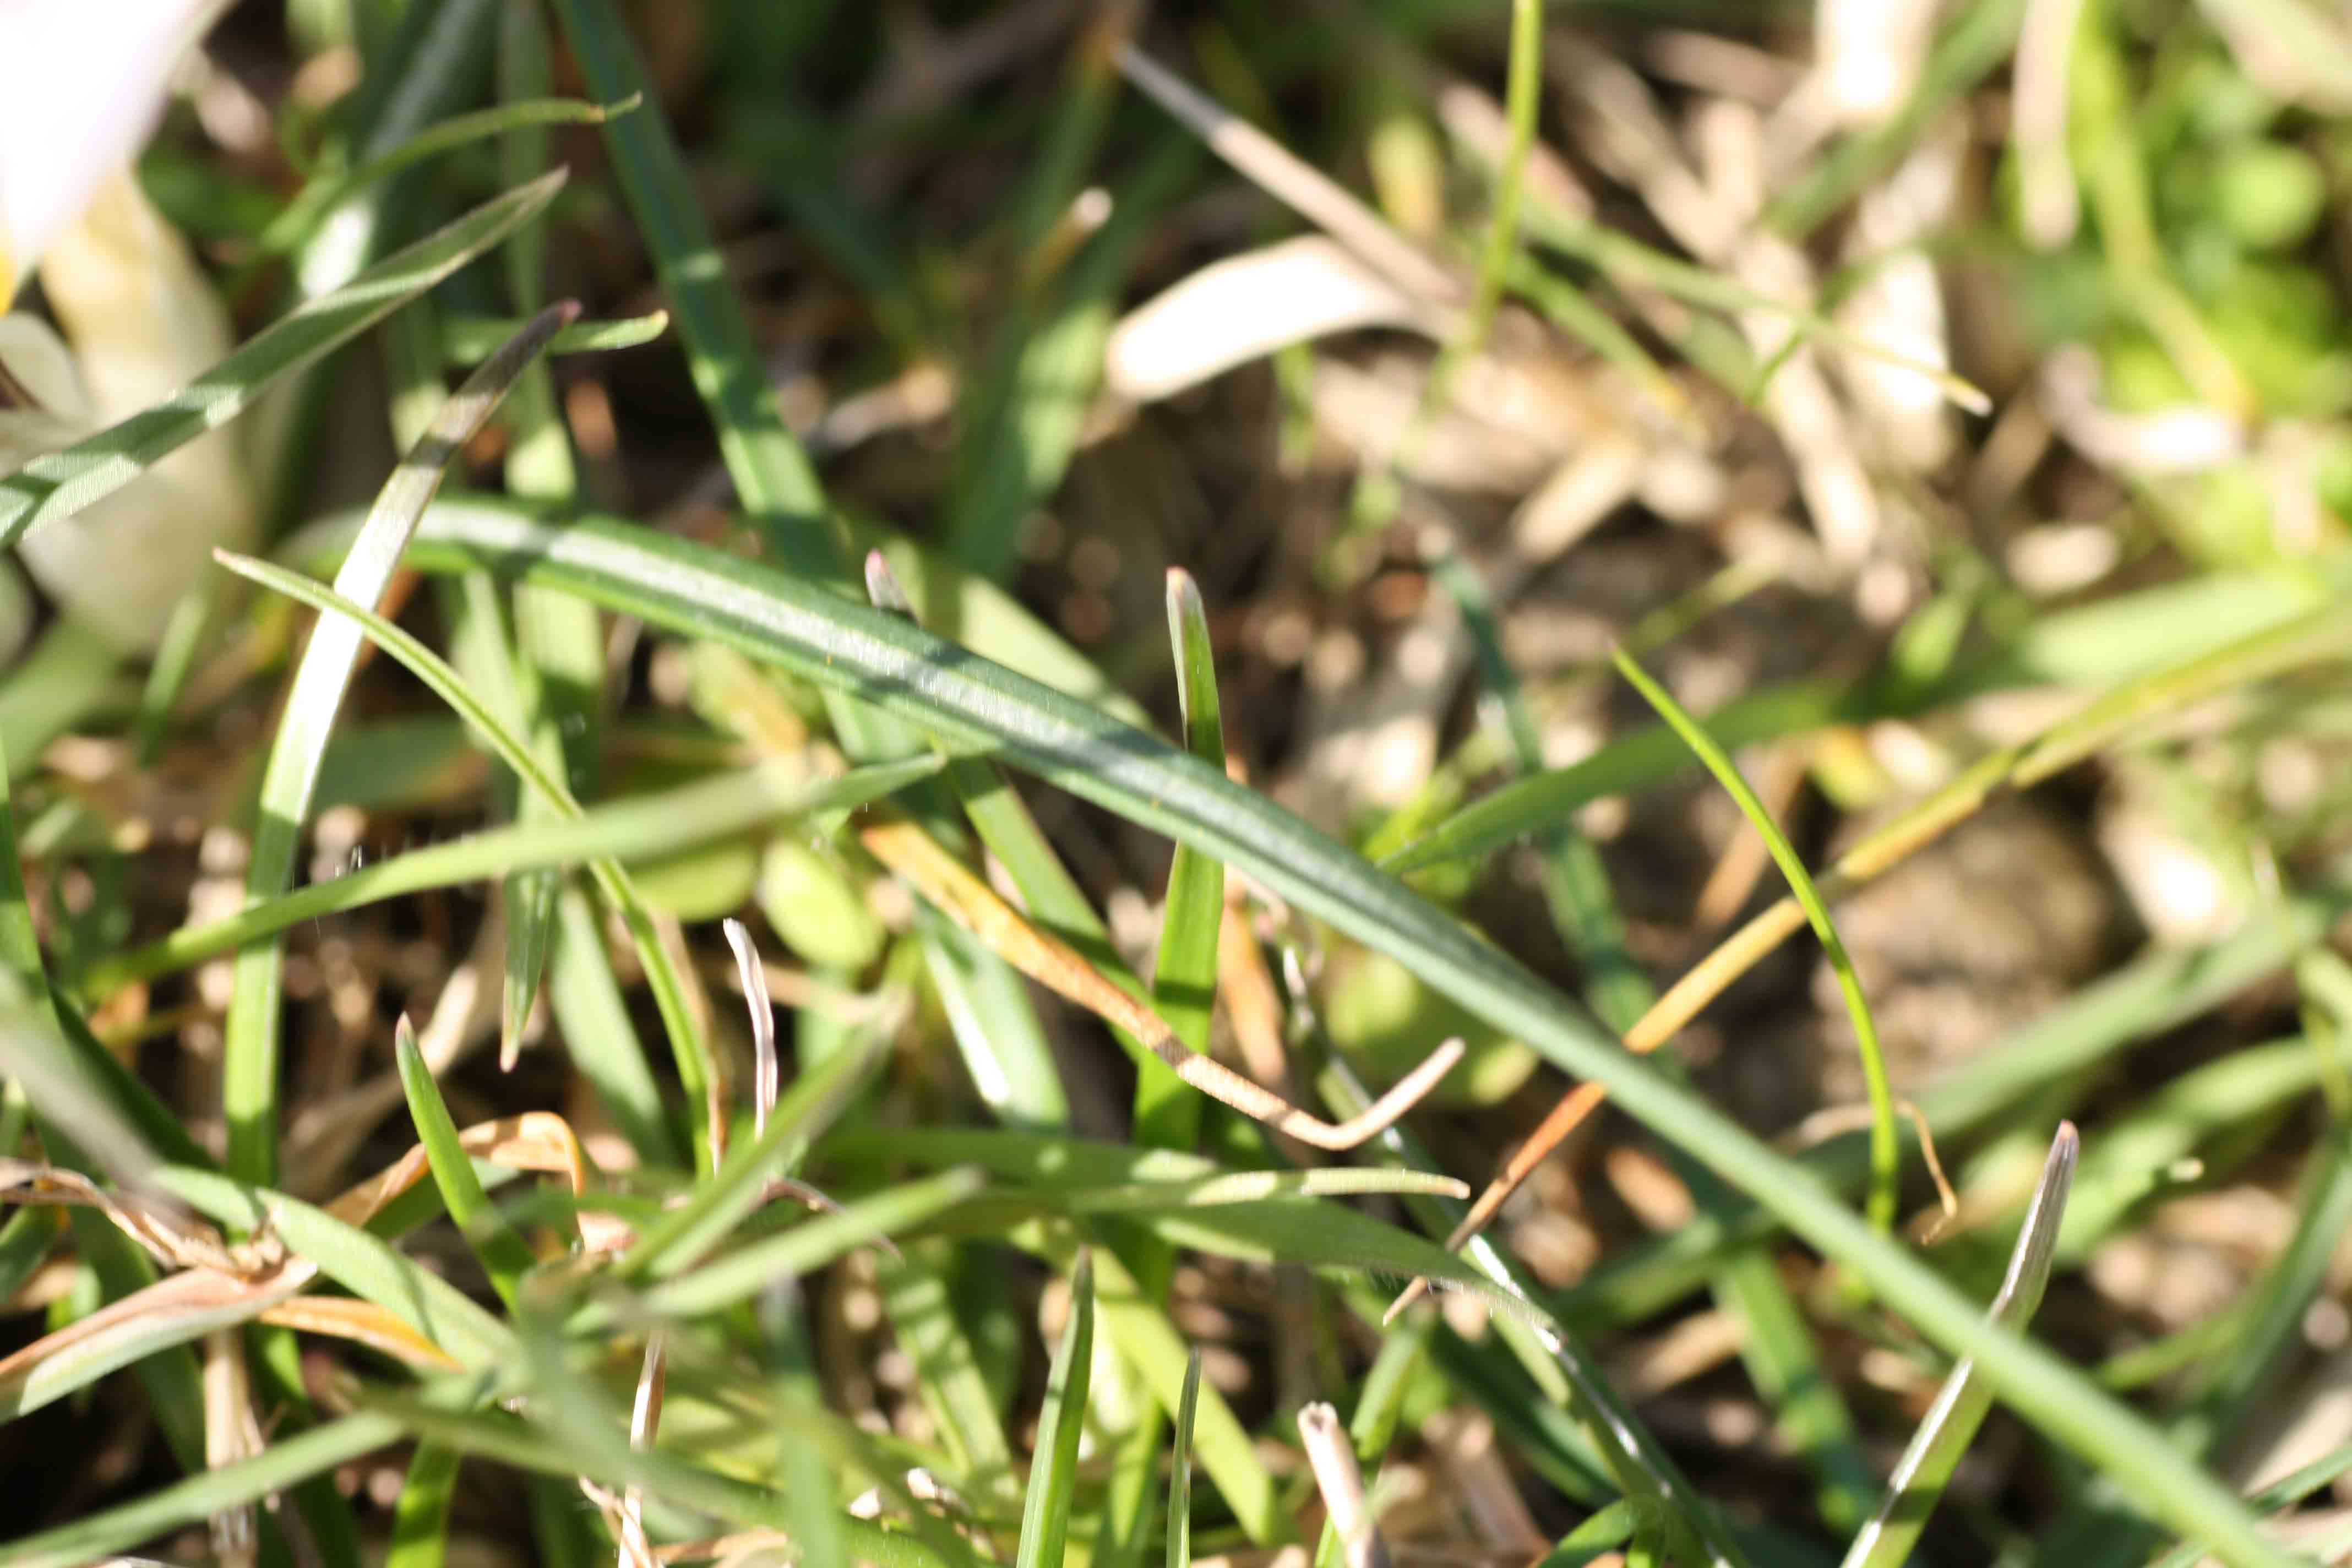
[395,1019,537,1309]
[1841,1123,2080,1568]
[224,304,573,1185]
[1015,1250,1095,1568]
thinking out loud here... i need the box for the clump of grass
[3,5,2351,1568]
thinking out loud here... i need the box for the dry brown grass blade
[253,1295,465,1371]
[0,1158,273,1276]
[326,1110,592,1230]
[857,813,1462,1148]
[0,1264,305,1396]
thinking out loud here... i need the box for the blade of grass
[223,303,574,1187]
[1613,644,1901,1234]
[547,0,839,581]
[1841,1122,2079,1568]
[1461,0,1539,355]
[613,1034,888,1283]
[371,499,2305,1566]
[153,1167,514,1370]
[916,909,1071,1131]
[497,0,613,1086]
[259,95,638,259]
[1167,1346,1202,1568]
[394,1017,538,1310]
[440,310,670,362]
[879,1243,1019,1500]
[384,1441,462,1568]
[0,173,565,552]
[1137,568,1227,1153]
[1014,1250,1095,1568]
[85,755,939,993]
[632,1167,987,1322]
[1409,603,2352,1276]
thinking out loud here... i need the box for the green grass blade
[0,172,564,553]
[1014,1249,1095,1568]
[1167,1346,1203,1568]
[1840,1123,2079,1568]
[917,909,1071,1130]
[1610,644,1901,1233]
[1137,568,1226,1152]
[375,499,2301,1567]
[440,310,671,362]
[547,0,837,578]
[634,1167,987,1321]
[223,303,574,1186]
[880,1243,1019,1499]
[497,0,606,1081]
[1439,558,1871,1529]
[614,1033,888,1281]
[1461,0,1539,355]
[262,95,636,259]
[395,1017,538,1310]
[384,1441,462,1568]
[86,755,939,992]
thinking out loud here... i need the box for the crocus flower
[0,0,256,652]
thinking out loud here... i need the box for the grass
[3,3,2352,1568]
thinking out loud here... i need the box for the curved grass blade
[210,549,764,1175]
[0,173,565,553]
[223,303,575,1186]
[1612,645,1900,1234]
[260,96,637,259]
[369,499,2304,1567]
[1389,575,2352,875]
[1841,1122,2079,1568]
[85,754,939,993]
[1015,1250,1095,1568]
[395,1018,537,1310]
[1406,605,2352,1283]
